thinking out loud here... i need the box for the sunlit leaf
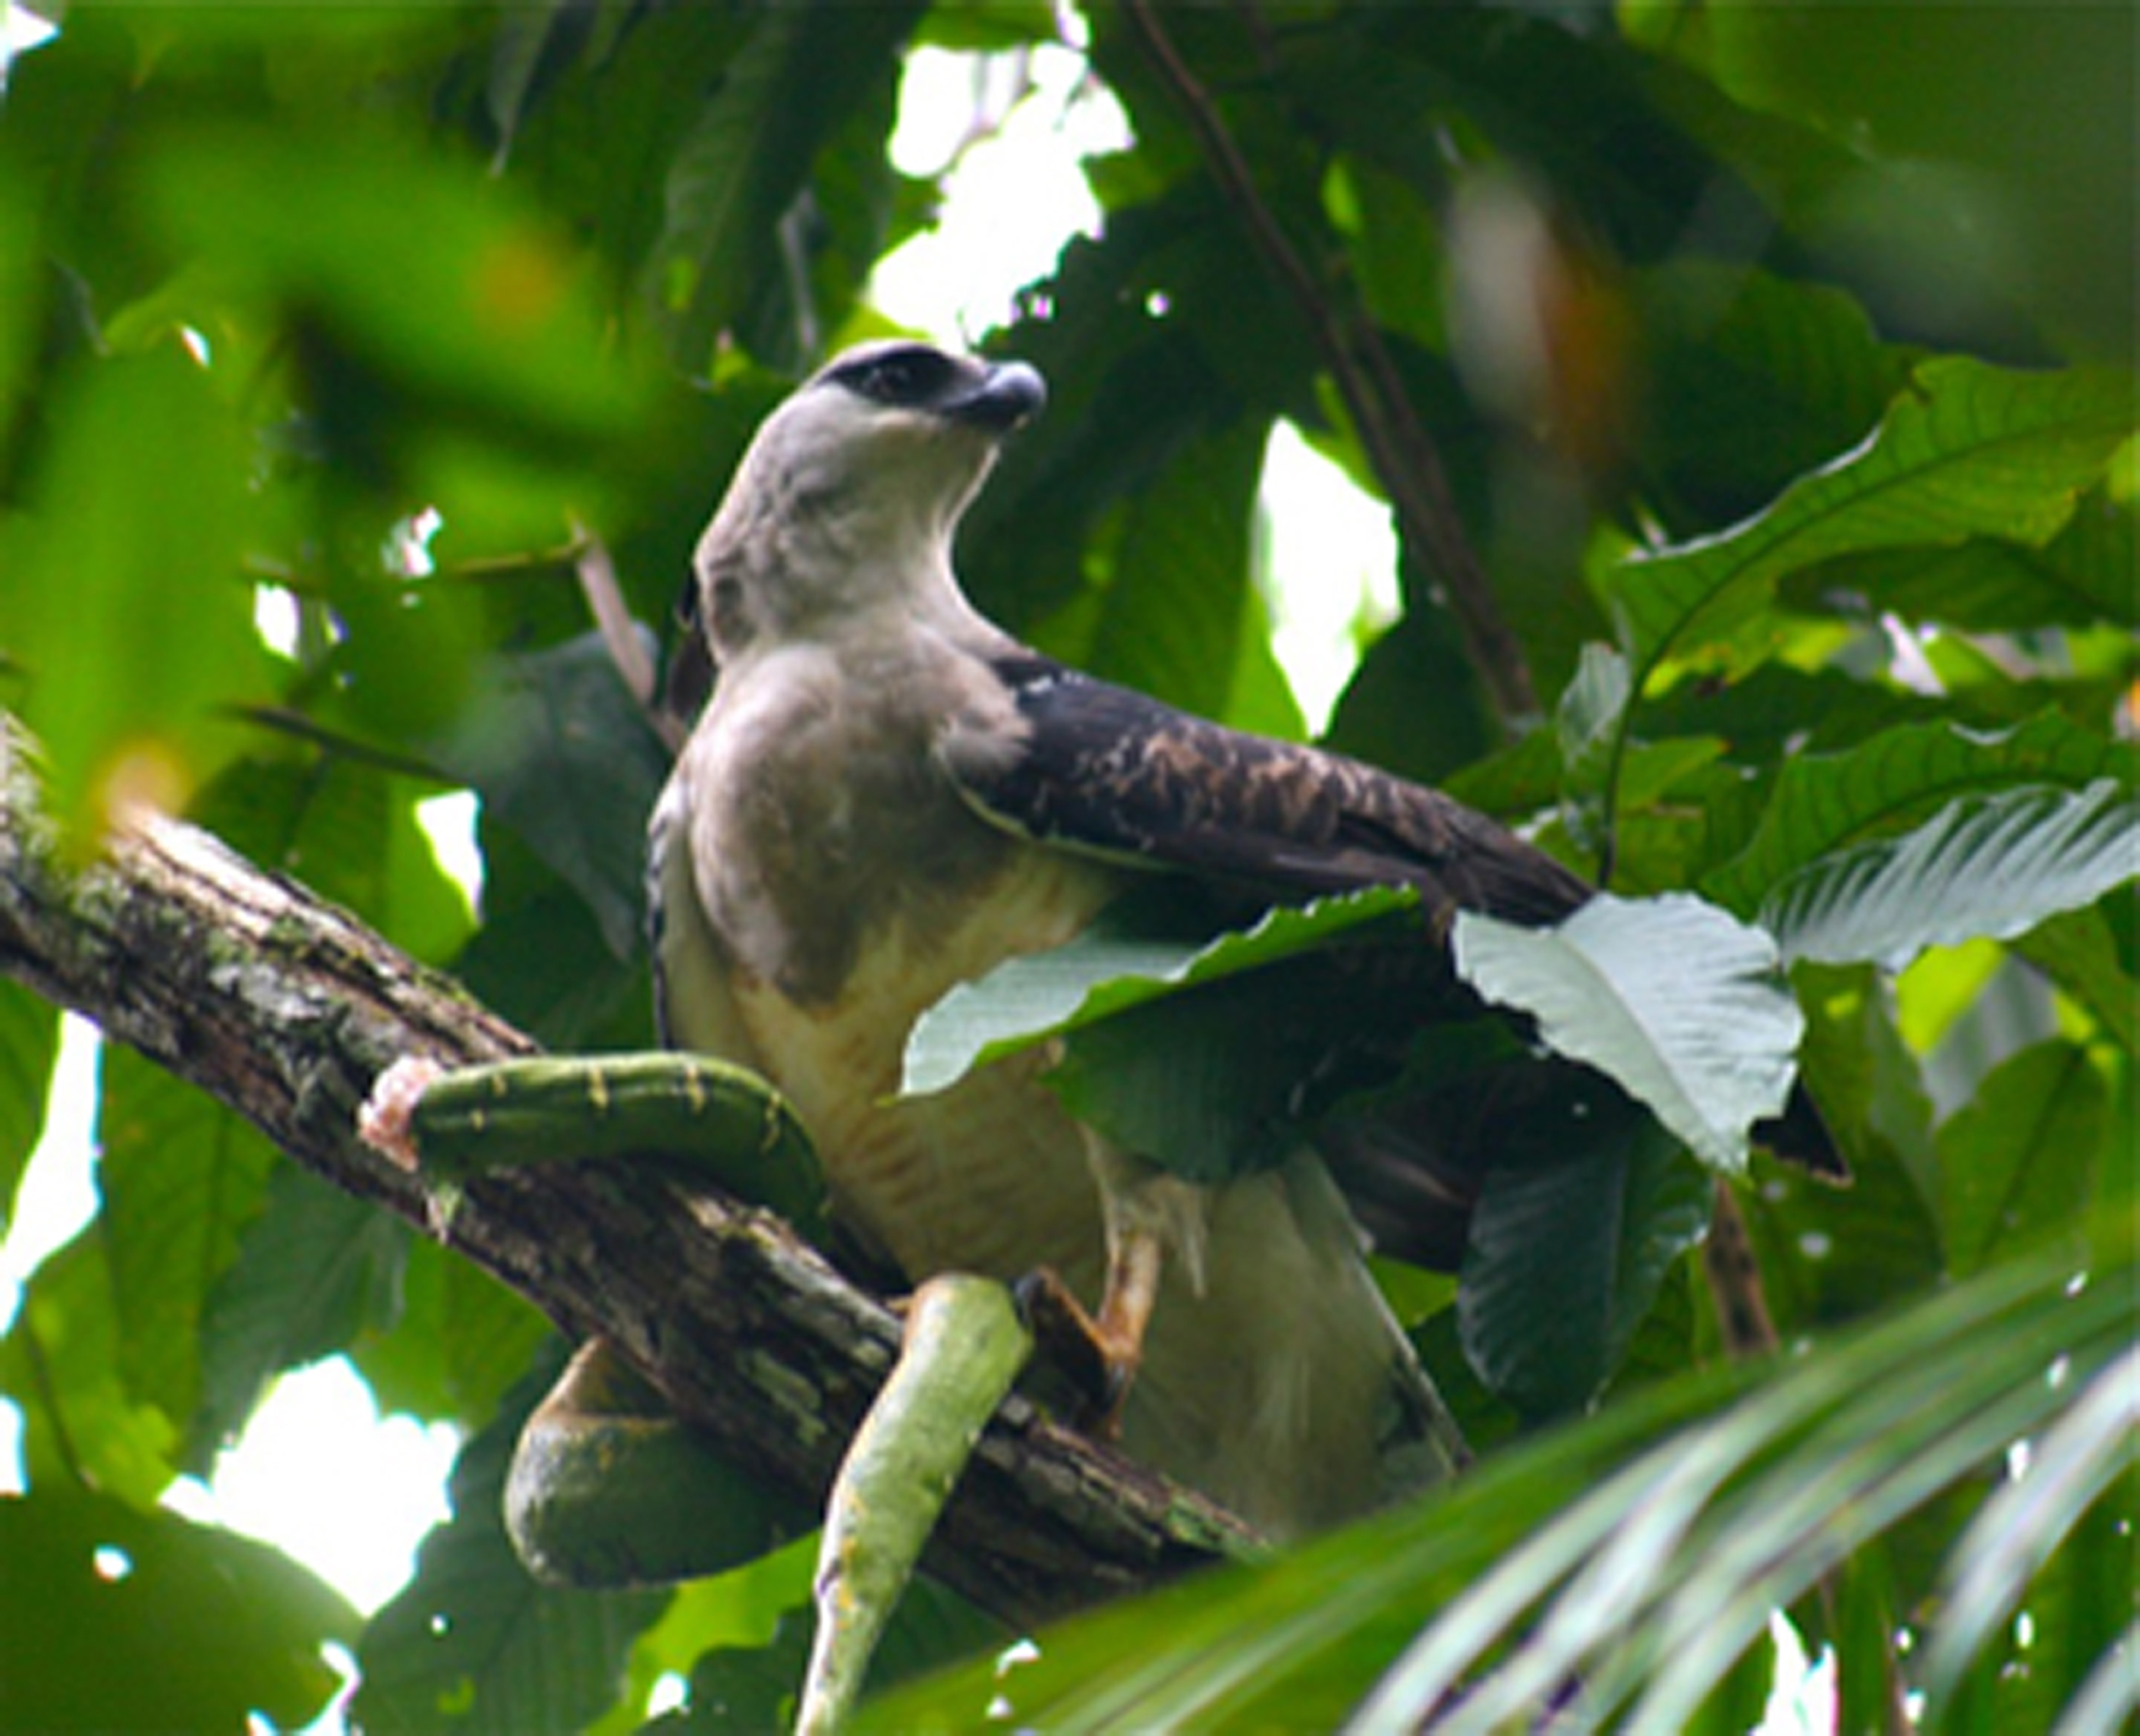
[0,1235,181,1510]
[902,885,1417,1098]
[1704,711,2133,918]
[1612,360,2132,679]
[0,981,59,1234]
[0,348,265,835]
[1454,894,1802,1172]
[1763,779,2139,970]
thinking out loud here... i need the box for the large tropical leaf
[1762,779,2139,970]
[1609,360,2132,681]
[1456,1080,1708,1419]
[1704,711,2134,918]
[1453,893,1802,1173]
[901,884,1418,1098]
[863,1242,2131,1733]
[353,1362,669,1735]
[0,1486,357,1733]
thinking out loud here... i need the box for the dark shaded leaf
[646,0,924,375]
[0,1487,355,1733]
[354,1361,669,1736]
[1631,260,1911,530]
[1458,1077,1707,1419]
[430,631,671,962]
[193,1164,412,1464]
[95,1049,278,1463]
[1937,1039,2104,1277]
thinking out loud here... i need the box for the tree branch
[0,724,1253,1628]
[1121,0,1540,727]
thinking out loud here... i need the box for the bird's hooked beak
[939,361,1047,435]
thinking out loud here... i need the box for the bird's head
[693,341,1045,656]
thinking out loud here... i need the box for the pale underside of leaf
[900,885,1417,1098]
[1763,778,2140,969]
[1453,894,1802,1173]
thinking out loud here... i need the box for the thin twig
[1701,1180,1778,1359]
[1120,0,1538,727]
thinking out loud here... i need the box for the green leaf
[1922,1343,2138,1718]
[96,1049,278,1462]
[140,124,646,448]
[1703,710,2133,918]
[454,815,654,1052]
[866,1250,2129,1734]
[1789,493,2137,632]
[1692,1,2135,358]
[0,1234,181,1510]
[351,1236,550,1429]
[2015,904,2140,1054]
[0,980,60,1236]
[1556,641,1631,855]
[429,631,671,962]
[354,1362,669,1736]
[1631,260,1911,529]
[1610,360,2133,680]
[0,347,265,835]
[1762,779,2139,971]
[1458,1079,1708,1419]
[1044,950,1488,1187]
[193,1164,413,1462]
[646,0,923,374]
[1937,1040,2104,1277]
[1454,894,1802,1173]
[1087,417,1304,736]
[0,1487,357,1733]
[902,884,1418,1098]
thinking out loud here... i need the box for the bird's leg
[1013,1221,1167,1436]
[1018,1143,1210,1436]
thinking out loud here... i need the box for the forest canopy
[0,4,2131,1732]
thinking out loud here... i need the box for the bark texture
[0,727,1252,1627]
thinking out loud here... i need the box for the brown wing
[943,650,1844,1233]
[945,651,1594,932]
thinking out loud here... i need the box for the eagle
[647,340,1632,1537]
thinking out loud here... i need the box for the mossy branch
[0,722,1255,1627]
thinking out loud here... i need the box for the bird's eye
[834,346,953,407]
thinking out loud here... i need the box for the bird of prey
[646,341,1610,1539]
